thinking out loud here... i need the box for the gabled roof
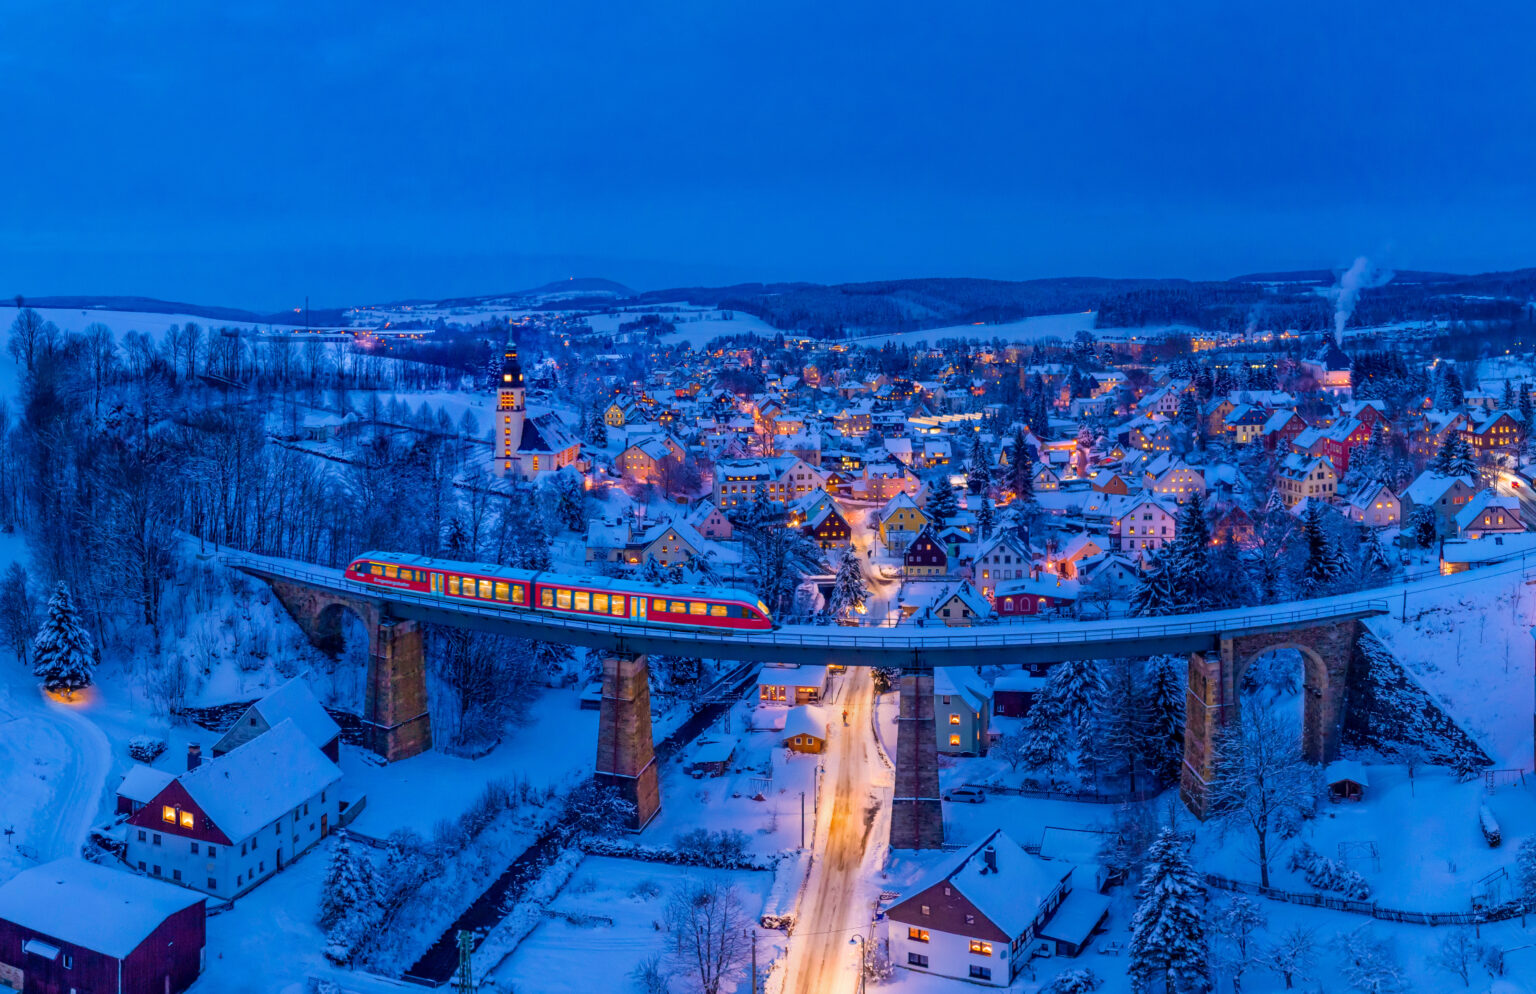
[0,858,205,958]
[934,667,990,712]
[1403,471,1475,505]
[930,581,992,618]
[1455,489,1520,529]
[249,678,340,750]
[117,764,176,805]
[180,719,340,842]
[996,575,1081,601]
[887,829,1071,939]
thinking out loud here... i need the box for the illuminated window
[611,596,625,615]
[556,589,572,610]
[162,805,176,824]
[690,602,706,616]
[478,580,492,599]
[949,714,960,725]
[512,585,526,604]
[709,604,727,617]
[653,598,667,612]
[908,927,930,943]
[969,941,993,956]
[448,576,461,595]
[494,582,510,602]
[574,591,591,612]
[540,588,553,608]
[593,593,608,613]
[949,734,961,747]
[180,810,194,829]
[385,565,398,578]
[671,601,687,613]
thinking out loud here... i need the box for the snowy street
[779,669,889,994]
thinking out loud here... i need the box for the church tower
[495,346,526,476]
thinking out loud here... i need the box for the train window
[402,569,414,581]
[671,601,686,614]
[478,580,493,599]
[557,588,572,610]
[540,588,553,608]
[690,602,706,616]
[611,595,625,615]
[653,598,667,612]
[385,565,398,578]
[513,585,526,604]
[709,604,727,617]
[448,576,460,595]
[592,593,608,613]
[494,582,510,601]
[574,591,590,612]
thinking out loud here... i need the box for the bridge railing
[224,551,1390,653]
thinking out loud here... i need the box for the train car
[344,552,773,631]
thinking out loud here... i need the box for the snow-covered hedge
[579,833,778,871]
[460,846,584,990]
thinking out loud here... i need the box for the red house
[0,858,205,994]
[994,575,1080,617]
[1261,410,1308,452]
[1320,417,1371,475]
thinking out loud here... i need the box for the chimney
[187,742,202,772]
[983,845,997,874]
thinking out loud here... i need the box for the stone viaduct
[236,553,1398,846]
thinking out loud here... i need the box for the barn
[0,858,206,994]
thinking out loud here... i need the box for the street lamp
[849,935,866,994]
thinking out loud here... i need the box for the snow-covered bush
[1517,837,1536,901]
[1044,969,1103,994]
[1289,843,1372,901]
[127,735,167,763]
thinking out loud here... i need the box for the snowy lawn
[487,855,782,994]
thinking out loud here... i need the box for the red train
[343,551,774,631]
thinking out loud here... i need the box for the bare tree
[1433,928,1482,988]
[1264,926,1315,990]
[1208,702,1315,887]
[1211,896,1267,993]
[663,878,750,994]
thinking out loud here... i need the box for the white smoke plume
[1331,256,1394,344]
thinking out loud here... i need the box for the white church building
[494,346,580,481]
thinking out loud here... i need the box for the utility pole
[749,928,758,994]
[457,929,477,994]
[800,791,805,848]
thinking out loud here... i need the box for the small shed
[1038,885,1112,957]
[687,736,739,778]
[1325,760,1370,802]
[115,764,175,816]
[779,705,829,754]
[992,670,1047,717]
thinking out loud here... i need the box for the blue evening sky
[2,2,1533,309]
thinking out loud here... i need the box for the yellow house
[877,492,929,551]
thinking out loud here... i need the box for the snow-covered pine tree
[1503,379,1517,408]
[926,482,959,526]
[1129,828,1209,994]
[585,406,608,446]
[1087,660,1141,790]
[1129,549,1180,617]
[1295,502,1346,598]
[828,548,869,620]
[1354,527,1392,589]
[318,830,380,933]
[1042,658,1106,740]
[1165,492,1211,609]
[1019,693,1070,780]
[1448,434,1477,479]
[966,432,992,494]
[1139,655,1186,787]
[443,517,471,558]
[1431,434,1458,476]
[32,582,94,699]
[1009,426,1037,501]
[1407,504,1439,548]
[975,496,996,538]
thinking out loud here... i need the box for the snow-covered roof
[994,672,1047,693]
[780,705,830,741]
[934,667,990,712]
[996,575,1081,601]
[251,678,340,750]
[1325,760,1370,787]
[182,718,341,842]
[1037,886,1111,947]
[1454,489,1520,530]
[757,664,828,691]
[0,858,204,958]
[691,736,738,765]
[1403,471,1475,505]
[117,764,175,805]
[892,829,1070,938]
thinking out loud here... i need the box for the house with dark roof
[213,677,340,762]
